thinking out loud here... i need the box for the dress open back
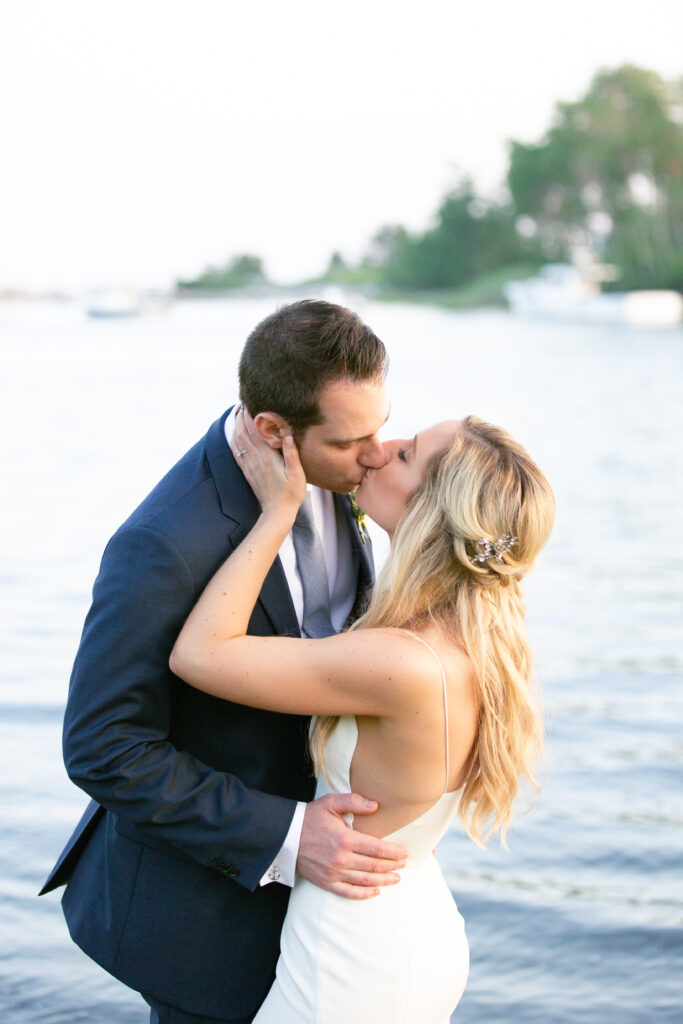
[252,632,470,1024]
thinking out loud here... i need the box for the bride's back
[345,627,477,840]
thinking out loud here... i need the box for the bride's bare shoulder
[335,626,472,697]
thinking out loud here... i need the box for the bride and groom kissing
[41,299,554,1023]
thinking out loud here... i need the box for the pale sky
[1,0,681,291]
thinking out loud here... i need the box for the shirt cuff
[259,801,306,887]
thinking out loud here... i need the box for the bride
[170,410,554,1024]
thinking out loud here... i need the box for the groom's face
[296,377,390,493]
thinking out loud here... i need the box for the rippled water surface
[1,296,682,1022]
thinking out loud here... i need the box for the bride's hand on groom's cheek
[233,407,305,516]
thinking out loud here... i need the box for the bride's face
[355,420,460,535]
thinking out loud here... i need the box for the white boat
[504,265,683,327]
[84,288,142,318]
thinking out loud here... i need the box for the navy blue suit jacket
[40,409,374,1020]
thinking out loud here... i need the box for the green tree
[370,182,537,291]
[507,65,683,288]
[326,251,346,275]
[178,254,266,290]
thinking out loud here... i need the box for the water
[1,296,682,1022]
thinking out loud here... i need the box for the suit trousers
[144,994,255,1024]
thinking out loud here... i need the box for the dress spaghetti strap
[402,630,450,795]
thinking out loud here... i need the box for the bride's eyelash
[398,448,407,462]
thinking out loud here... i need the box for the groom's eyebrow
[332,408,391,444]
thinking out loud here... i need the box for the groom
[40,300,408,1024]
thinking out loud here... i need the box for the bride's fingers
[233,408,262,457]
[231,412,251,459]
[282,436,306,499]
[239,407,263,447]
[233,413,281,473]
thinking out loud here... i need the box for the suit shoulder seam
[112,524,195,586]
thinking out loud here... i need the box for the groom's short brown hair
[238,300,388,435]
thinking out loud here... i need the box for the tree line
[179,65,683,297]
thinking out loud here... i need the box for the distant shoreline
[173,264,544,313]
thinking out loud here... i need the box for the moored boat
[504,265,683,326]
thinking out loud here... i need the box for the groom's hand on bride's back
[297,793,408,899]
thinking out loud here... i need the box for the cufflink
[267,865,281,882]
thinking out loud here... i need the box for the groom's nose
[359,436,389,469]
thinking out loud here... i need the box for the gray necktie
[292,493,335,638]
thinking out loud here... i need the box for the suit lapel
[204,410,300,638]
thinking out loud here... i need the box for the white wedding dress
[253,633,470,1024]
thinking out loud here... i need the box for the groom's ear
[252,411,292,450]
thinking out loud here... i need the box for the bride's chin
[354,490,388,534]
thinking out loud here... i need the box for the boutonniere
[348,493,368,545]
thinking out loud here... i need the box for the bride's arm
[171,625,412,717]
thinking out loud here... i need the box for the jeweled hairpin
[470,534,518,566]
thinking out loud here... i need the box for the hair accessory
[234,448,247,458]
[470,534,518,565]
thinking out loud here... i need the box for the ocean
[1,294,681,1022]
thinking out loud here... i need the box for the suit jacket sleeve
[62,524,297,892]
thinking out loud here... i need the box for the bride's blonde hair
[310,415,555,846]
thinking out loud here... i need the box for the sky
[1,0,681,291]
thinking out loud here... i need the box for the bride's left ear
[253,411,291,449]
